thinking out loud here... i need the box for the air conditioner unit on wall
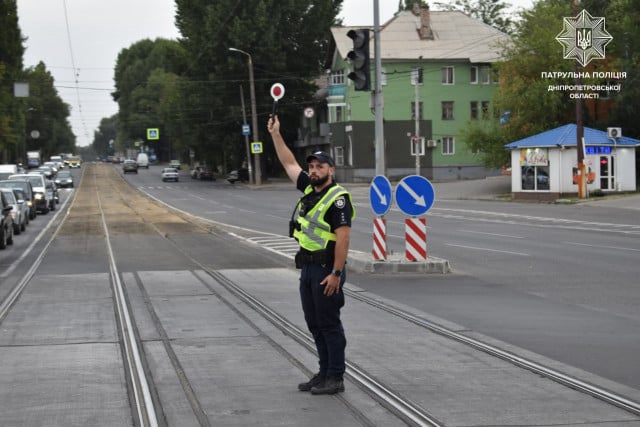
[426,139,437,148]
[607,127,622,138]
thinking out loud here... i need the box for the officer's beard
[310,174,331,188]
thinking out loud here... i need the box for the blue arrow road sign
[395,175,435,216]
[369,175,392,216]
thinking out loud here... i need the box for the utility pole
[229,48,261,185]
[239,85,253,184]
[414,68,421,176]
[373,0,385,176]
[574,0,587,198]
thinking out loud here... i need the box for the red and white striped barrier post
[405,217,427,261]
[372,218,387,260]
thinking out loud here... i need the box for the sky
[16,0,534,148]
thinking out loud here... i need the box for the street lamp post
[229,47,261,185]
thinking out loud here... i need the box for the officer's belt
[296,249,327,265]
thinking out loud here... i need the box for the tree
[433,0,514,34]
[0,0,25,162]
[174,0,343,173]
[463,0,640,168]
[595,0,640,136]
[112,37,189,159]
[92,114,118,158]
[23,62,76,157]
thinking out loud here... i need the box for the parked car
[161,168,179,182]
[0,179,35,220]
[226,168,249,184]
[191,166,215,180]
[1,188,27,234]
[8,174,50,214]
[54,170,74,188]
[0,191,15,249]
[169,159,181,170]
[122,159,138,174]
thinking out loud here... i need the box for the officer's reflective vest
[294,184,355,251]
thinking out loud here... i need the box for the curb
[348,251,451,274]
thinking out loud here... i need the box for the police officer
[268,114,355,395]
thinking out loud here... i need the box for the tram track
[133,166,640,422]
[97,164,441,426]
[51,164,425,426]
[2,163,639,426]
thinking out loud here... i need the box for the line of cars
[0,163,74,250]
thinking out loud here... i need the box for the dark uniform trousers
[299,262,346,379]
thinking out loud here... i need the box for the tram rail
[1,162,639,426]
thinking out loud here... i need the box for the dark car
[35,165,55,179]
[54,170,75,188]
[0,191,15,249]
[191,166,215,180]
[122,159,138,174]
[0,179,36,220]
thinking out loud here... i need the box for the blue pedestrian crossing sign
[369,175,392,216]
[395,175,435,216]
[251,142,263,154]
[146,128,159,140]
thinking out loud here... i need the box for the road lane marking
[564,241,640,252]
[459,229,526,239]
[445,243,529,256]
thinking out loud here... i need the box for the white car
[161,168,179,182]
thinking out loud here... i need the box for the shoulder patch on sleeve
[334,196,346,209]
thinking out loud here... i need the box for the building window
[441,101,454,120]
[328,103,346,123]
[441,137,455,155]
[470,101,479,119]
[521,166,550,190]
[330,70,345,85]
[441,66,454,84]
[481,101,490,119]
[411,68,423,85]
[411,101,424,120]
[480,66,491,84]
[470,66,478,84]
[334,146,345,166]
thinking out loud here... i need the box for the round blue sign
[395,175,435,216]
[369,175,392,216]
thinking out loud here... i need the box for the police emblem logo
[334,196,346,209]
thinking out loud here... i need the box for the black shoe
[310,376,344,395]
[298,373,325,392]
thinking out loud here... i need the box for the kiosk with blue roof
[504,124,638,200]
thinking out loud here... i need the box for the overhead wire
[62,0,90,141]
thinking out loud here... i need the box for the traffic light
[346,29,370,91]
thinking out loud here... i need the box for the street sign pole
[369,175,393,261]
[396,175,435,261]
[238,85,254,184]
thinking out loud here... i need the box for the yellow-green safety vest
[294,184,355,251]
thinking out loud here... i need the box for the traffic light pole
[373,0,385,177]
[414,71,420,176]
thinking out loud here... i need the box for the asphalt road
[120,164,640,391]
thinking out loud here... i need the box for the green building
[301,4,508,182]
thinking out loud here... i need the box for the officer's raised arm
[267,115,302,183]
